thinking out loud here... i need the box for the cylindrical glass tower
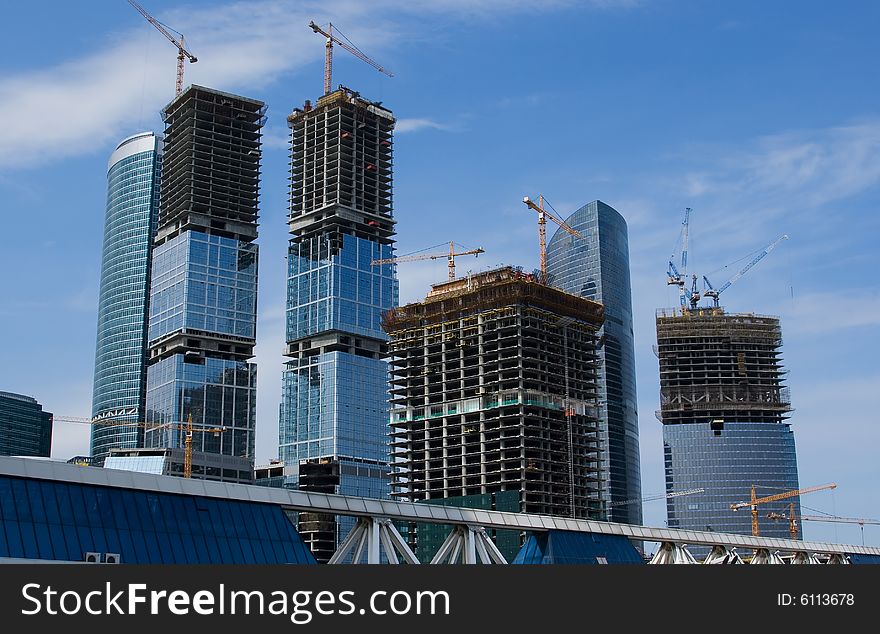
[91,132,160,464]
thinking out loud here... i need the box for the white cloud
[395,118,452,134]
[261,126,291,149]
[679,120,880,214]
[0,0,635,170]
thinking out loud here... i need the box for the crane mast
[731,482,837,537]
[522,195,583,282]
[666,207,691,309]
[308,21,393,95]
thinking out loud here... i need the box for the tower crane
[371,242,484,281]
[522,195,584,283]
[666,208,692,309]
[127,0,197,97]
[702,234,789,308]
[768,507,880,543]
[730,482,837,537]
[53,414,225,479]
[606,487,705,509]
[308,21,393,96]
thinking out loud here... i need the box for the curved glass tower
[546,200,642,524]
[91,132,160,464]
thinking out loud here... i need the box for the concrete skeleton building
[144,85,265,463]
[279,87,398,560]
[656,307,800,543]
[383,267,605,529]
[90,132,161,464]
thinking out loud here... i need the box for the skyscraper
[545,200,642,525]
[91,132,160,464]
[279,87,397,557]
[0,391,52,457]
[383,268,604,560]
[144,86,265,461]
[656,307,799,543]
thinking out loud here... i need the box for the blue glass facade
[512,530,643,564]
[0,474,314,564]
[0,392,52,457]
[281,353,392,471]
[285,233,397,343]
[91,133,160,463]
[145,356,256,457]
[545,200,642,524]
[280,233,397,492]
[148,232,258,343]
[664,421,800,540]
[145,231,258,456]
[144,85,264,465]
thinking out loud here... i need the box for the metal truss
[429,526,507,564]
[328,518,419,564]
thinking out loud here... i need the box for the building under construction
[656,307,800,543]
[383,267,605,533]
[144,85,265,461]
[279,86,398,561]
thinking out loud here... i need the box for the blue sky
[1,0,878,545]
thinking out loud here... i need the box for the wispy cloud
[261,126,291,149]
[0,0,634,170]
[678,120,880,213]
[395,118,453,134]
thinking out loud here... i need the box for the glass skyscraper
[0,391,52,457]
[663,421,800,538]
[545,200,642,525]
[90,132,160,464]
[656,308,798,545]
[144,86,265,460]
[280,88,397,558]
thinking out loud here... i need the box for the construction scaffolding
[383,267,605,520]
[655,307,791,425]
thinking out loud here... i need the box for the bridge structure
[1,457,877,564]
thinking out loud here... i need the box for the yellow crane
[308,21,393,96]
[127,0,198,96]
[52,414,225,479]
[730,483,837,537]
[522,195,584,282]
[371,241,484,282]
[768,507,880,543]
